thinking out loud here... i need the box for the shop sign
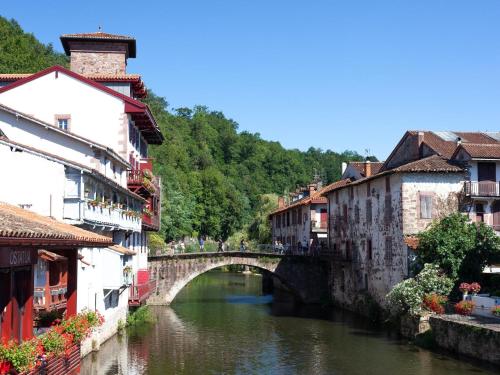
[0,248,37,268]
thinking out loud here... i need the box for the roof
[60,32,136,58]
[39,249,67,262]
[109,244,136,256]
[453,143,500,160]
[270,179,351,216]
[392,155,463,173]
[0,137,145,203]
[0,202,114,247]
[323,155,464,197]
[0,102,130,168]
[347,161,383,177]
[0,66,162,144]
[0,73,147,99]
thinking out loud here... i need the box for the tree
[247,194,278,244]
[416,213,500,281]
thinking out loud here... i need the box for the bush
[454,300,475,316]
[417,214,500,281]
[127,306,155,327]
[387,263,453,317]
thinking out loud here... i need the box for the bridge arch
[147,253,329,305]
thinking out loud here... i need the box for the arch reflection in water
[81,271,499,375]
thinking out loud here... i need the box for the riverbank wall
[399,313,500,367]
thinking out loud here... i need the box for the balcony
[465,181,500,197]
[127,169,160,197]
[84,202,142,231]
[129,269,156,306]
[34,284,68,312]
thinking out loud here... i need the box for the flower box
[23,345,80,375]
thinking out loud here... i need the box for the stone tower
[60,32,136,75]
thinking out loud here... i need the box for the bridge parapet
[147,252,329,305]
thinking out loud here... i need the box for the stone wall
[429,315,500,366]
[69,42,128,75]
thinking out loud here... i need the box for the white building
[0,32,164,354]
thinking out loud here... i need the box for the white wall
[0,71,126,158]
[0,142,66,220]
[0,110,127,188]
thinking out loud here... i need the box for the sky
[2,1,500,160]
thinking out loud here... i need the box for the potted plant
[459,282,470,297]
[454,300,475,316]
[469,282,481,295]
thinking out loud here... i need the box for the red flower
[0,361,12,375]
[422,293,447,314]
[454,300,475,316]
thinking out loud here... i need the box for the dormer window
[55,115,71,131]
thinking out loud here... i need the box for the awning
[38,249,67,262]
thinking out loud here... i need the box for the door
[320,209,328,229]
[478,162,496,196]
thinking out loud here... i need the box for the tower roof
[60,32,136,58]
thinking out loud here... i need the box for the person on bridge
[240,239,246,252]
[218,239,224,252]
[199,237,205,252]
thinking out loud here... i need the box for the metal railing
[34,284,67,311]
[465,181,500,197]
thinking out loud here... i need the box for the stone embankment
[401,313,500,367]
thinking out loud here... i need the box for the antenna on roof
[364,148,371,160]
[98,25,102,32]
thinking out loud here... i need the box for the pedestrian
[218,238,224,252]
[240,238,246,252]
[199,236,205,252]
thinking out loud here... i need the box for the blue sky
[3,1,500,159]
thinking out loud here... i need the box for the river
[81,271,499,375]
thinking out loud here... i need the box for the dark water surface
[81,272,499,375]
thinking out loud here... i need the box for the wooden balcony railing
[127,169,160,196]
[34,284,67,311]
[465,181,500,197]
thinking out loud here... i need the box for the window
[385,236,393,264]
[385,176,391,193]
[366,181,371,197]
[367,239,372,260]
[384,195,392,224]
[366,199,372,224]
[420,194,433,219]
[55,115,70,131]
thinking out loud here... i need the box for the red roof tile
[455,143,500,159]
[60,32,136,57]
[392,155,463,173]
[0,202,114,247]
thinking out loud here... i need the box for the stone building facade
[324,156,464,313]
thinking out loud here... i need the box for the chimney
[309,184,316,196]
[341,162,347,175]
[417,131,425,158]
[278,196,285,208]
[365,160,372,177]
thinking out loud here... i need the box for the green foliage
[387,264,453,317]
[127,306,155,327]
[0,16,68,73]
[0,340,38,373]
[247,193,278,244]
[148,232,167,255]
[417,213,500,281]
[145,94,366,243]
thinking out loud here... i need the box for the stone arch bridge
[147,252,329,305]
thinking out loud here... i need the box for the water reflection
[81,272,499,375]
